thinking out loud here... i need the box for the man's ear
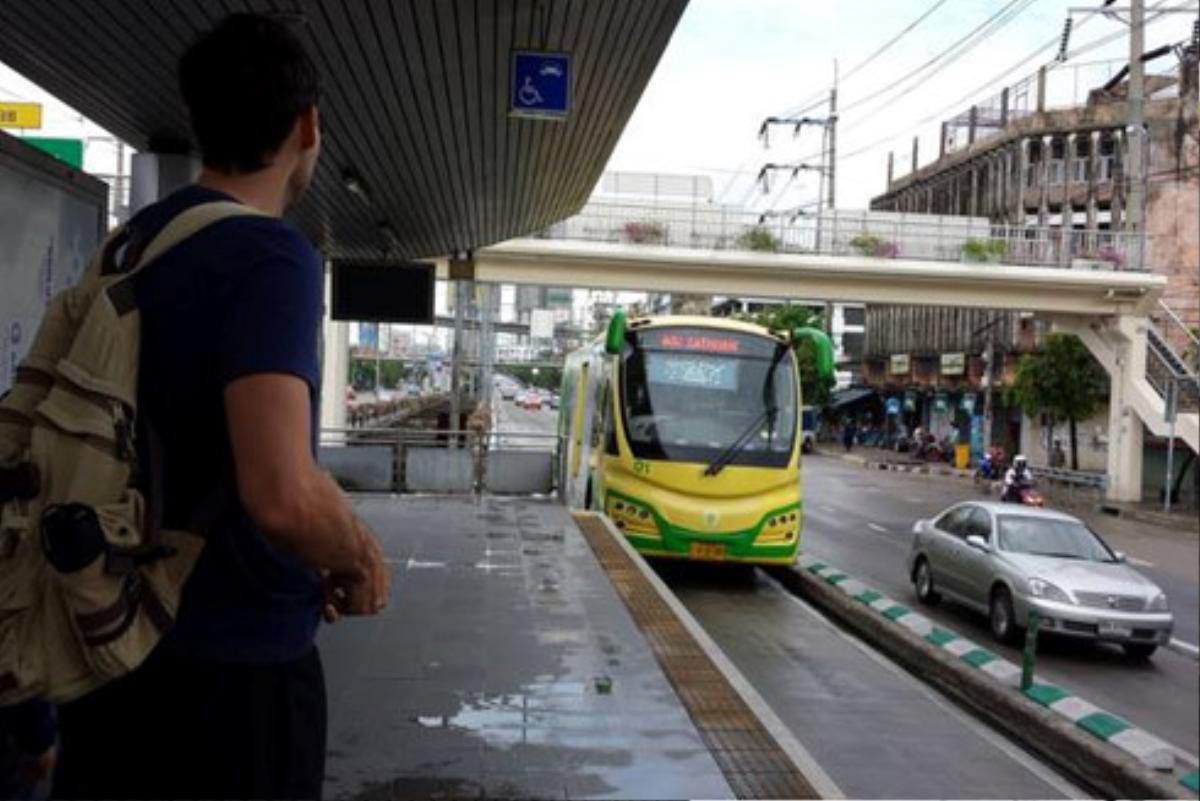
[297,105,320,151]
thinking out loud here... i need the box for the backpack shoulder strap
[127,200,268,277]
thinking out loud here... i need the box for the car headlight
[1148,592,1169,612]
[1028,578,1072,604]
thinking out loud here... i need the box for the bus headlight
[756,510,799,545]
[606,496,660,537]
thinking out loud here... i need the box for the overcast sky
[1,1,1193,215]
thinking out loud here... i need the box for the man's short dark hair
[180,14,320,173]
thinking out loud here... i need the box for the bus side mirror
[605,310,627,355]
[791,327,835,386]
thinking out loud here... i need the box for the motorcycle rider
[1002,454,1034,502]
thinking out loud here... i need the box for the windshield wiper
[1036,552,1085,560]
[703,405,778,476]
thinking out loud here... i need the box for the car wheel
[989,587,1019,645]
[1122,642,1157,660]
[914,559,940,605]
[801,439,814,454]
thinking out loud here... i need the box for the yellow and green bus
[559,313,834,565]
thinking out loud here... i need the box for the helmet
[1014,454,1027,468]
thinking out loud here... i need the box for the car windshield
[621,327,797,467]
[996,516,1116,562]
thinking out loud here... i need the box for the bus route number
[633,460,650,476]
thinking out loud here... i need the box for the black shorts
[52,643,326,800]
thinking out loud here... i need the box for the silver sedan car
[907,502,1172,659]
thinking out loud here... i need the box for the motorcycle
[974,447,1005,484]
[1001,479,1044,507]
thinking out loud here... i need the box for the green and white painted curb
[799,555,1195,790]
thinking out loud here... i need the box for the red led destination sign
[651,331,742,354]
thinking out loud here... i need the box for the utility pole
[1125,0,1146,271]
[828,59,839,211]
[983,324,995,451]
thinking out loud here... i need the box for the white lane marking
[767,579,1088,799]
[867,523,888,534]
[1125,556,1155,568]
[817,505,836,514]
[905,497,925,504]
[1168,638,1200,660]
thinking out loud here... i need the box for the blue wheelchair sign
[511,51,570,119]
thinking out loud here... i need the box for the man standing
[52,14,389,800]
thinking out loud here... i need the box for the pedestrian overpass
[430,235,1198,503]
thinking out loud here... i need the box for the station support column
[129,151,199,212]
[320,264,349,441]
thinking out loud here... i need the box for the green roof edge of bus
[605,310,627,355]
[605,487,802,560]
[791,327,835,385]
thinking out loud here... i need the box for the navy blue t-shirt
[131,185,322,664]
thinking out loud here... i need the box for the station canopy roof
[0,1,687,260]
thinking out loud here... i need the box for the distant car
[499,383,517,401]
[514,389,528,406]
[522,391,542,411]
[545,392,559,410]
[907,502,1172,658]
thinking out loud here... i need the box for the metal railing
[541,200,1149,271]
[1029,464,1108,507]
[318,426,562,495]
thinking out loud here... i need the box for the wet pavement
[320,496,732,800]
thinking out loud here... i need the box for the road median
[769,556,1196,799]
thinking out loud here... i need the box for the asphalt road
[492,395,559,443]
[799,452,1200,761]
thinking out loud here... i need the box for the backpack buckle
[111,403,136,463]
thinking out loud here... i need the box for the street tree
[1006,332,1108,470]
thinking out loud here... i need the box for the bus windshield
[621,327,797,468]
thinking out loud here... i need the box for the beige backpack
[0,201,261,705]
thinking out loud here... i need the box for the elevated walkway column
[1056,315,1146,502]
[1105,316,1146,502]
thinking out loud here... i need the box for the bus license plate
[1099,621,1133,638]
[689,542,726,561]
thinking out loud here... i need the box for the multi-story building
[863,53,1198,472]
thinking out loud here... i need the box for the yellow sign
[0,102,43,129]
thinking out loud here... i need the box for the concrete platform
[319,496,734,800]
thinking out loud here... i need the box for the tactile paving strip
[574,514,820,799]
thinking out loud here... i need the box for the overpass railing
[318,427,561,496]
[540,200,1149,271]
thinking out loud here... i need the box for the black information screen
[331,260,435,324]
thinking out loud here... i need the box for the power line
[778,0,951,118]
[835,0,1039,136]
[801,0,1189,171]
[839,0,1035,116]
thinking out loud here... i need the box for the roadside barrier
[770,555,1196,799]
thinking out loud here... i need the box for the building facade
[863,55,1199,466]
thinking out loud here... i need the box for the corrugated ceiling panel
[0,0,688,259]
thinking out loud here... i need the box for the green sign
[933,393,949,414]
[961,392,977,414]
[24,137,84,169]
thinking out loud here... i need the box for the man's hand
[322,518,389,622]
